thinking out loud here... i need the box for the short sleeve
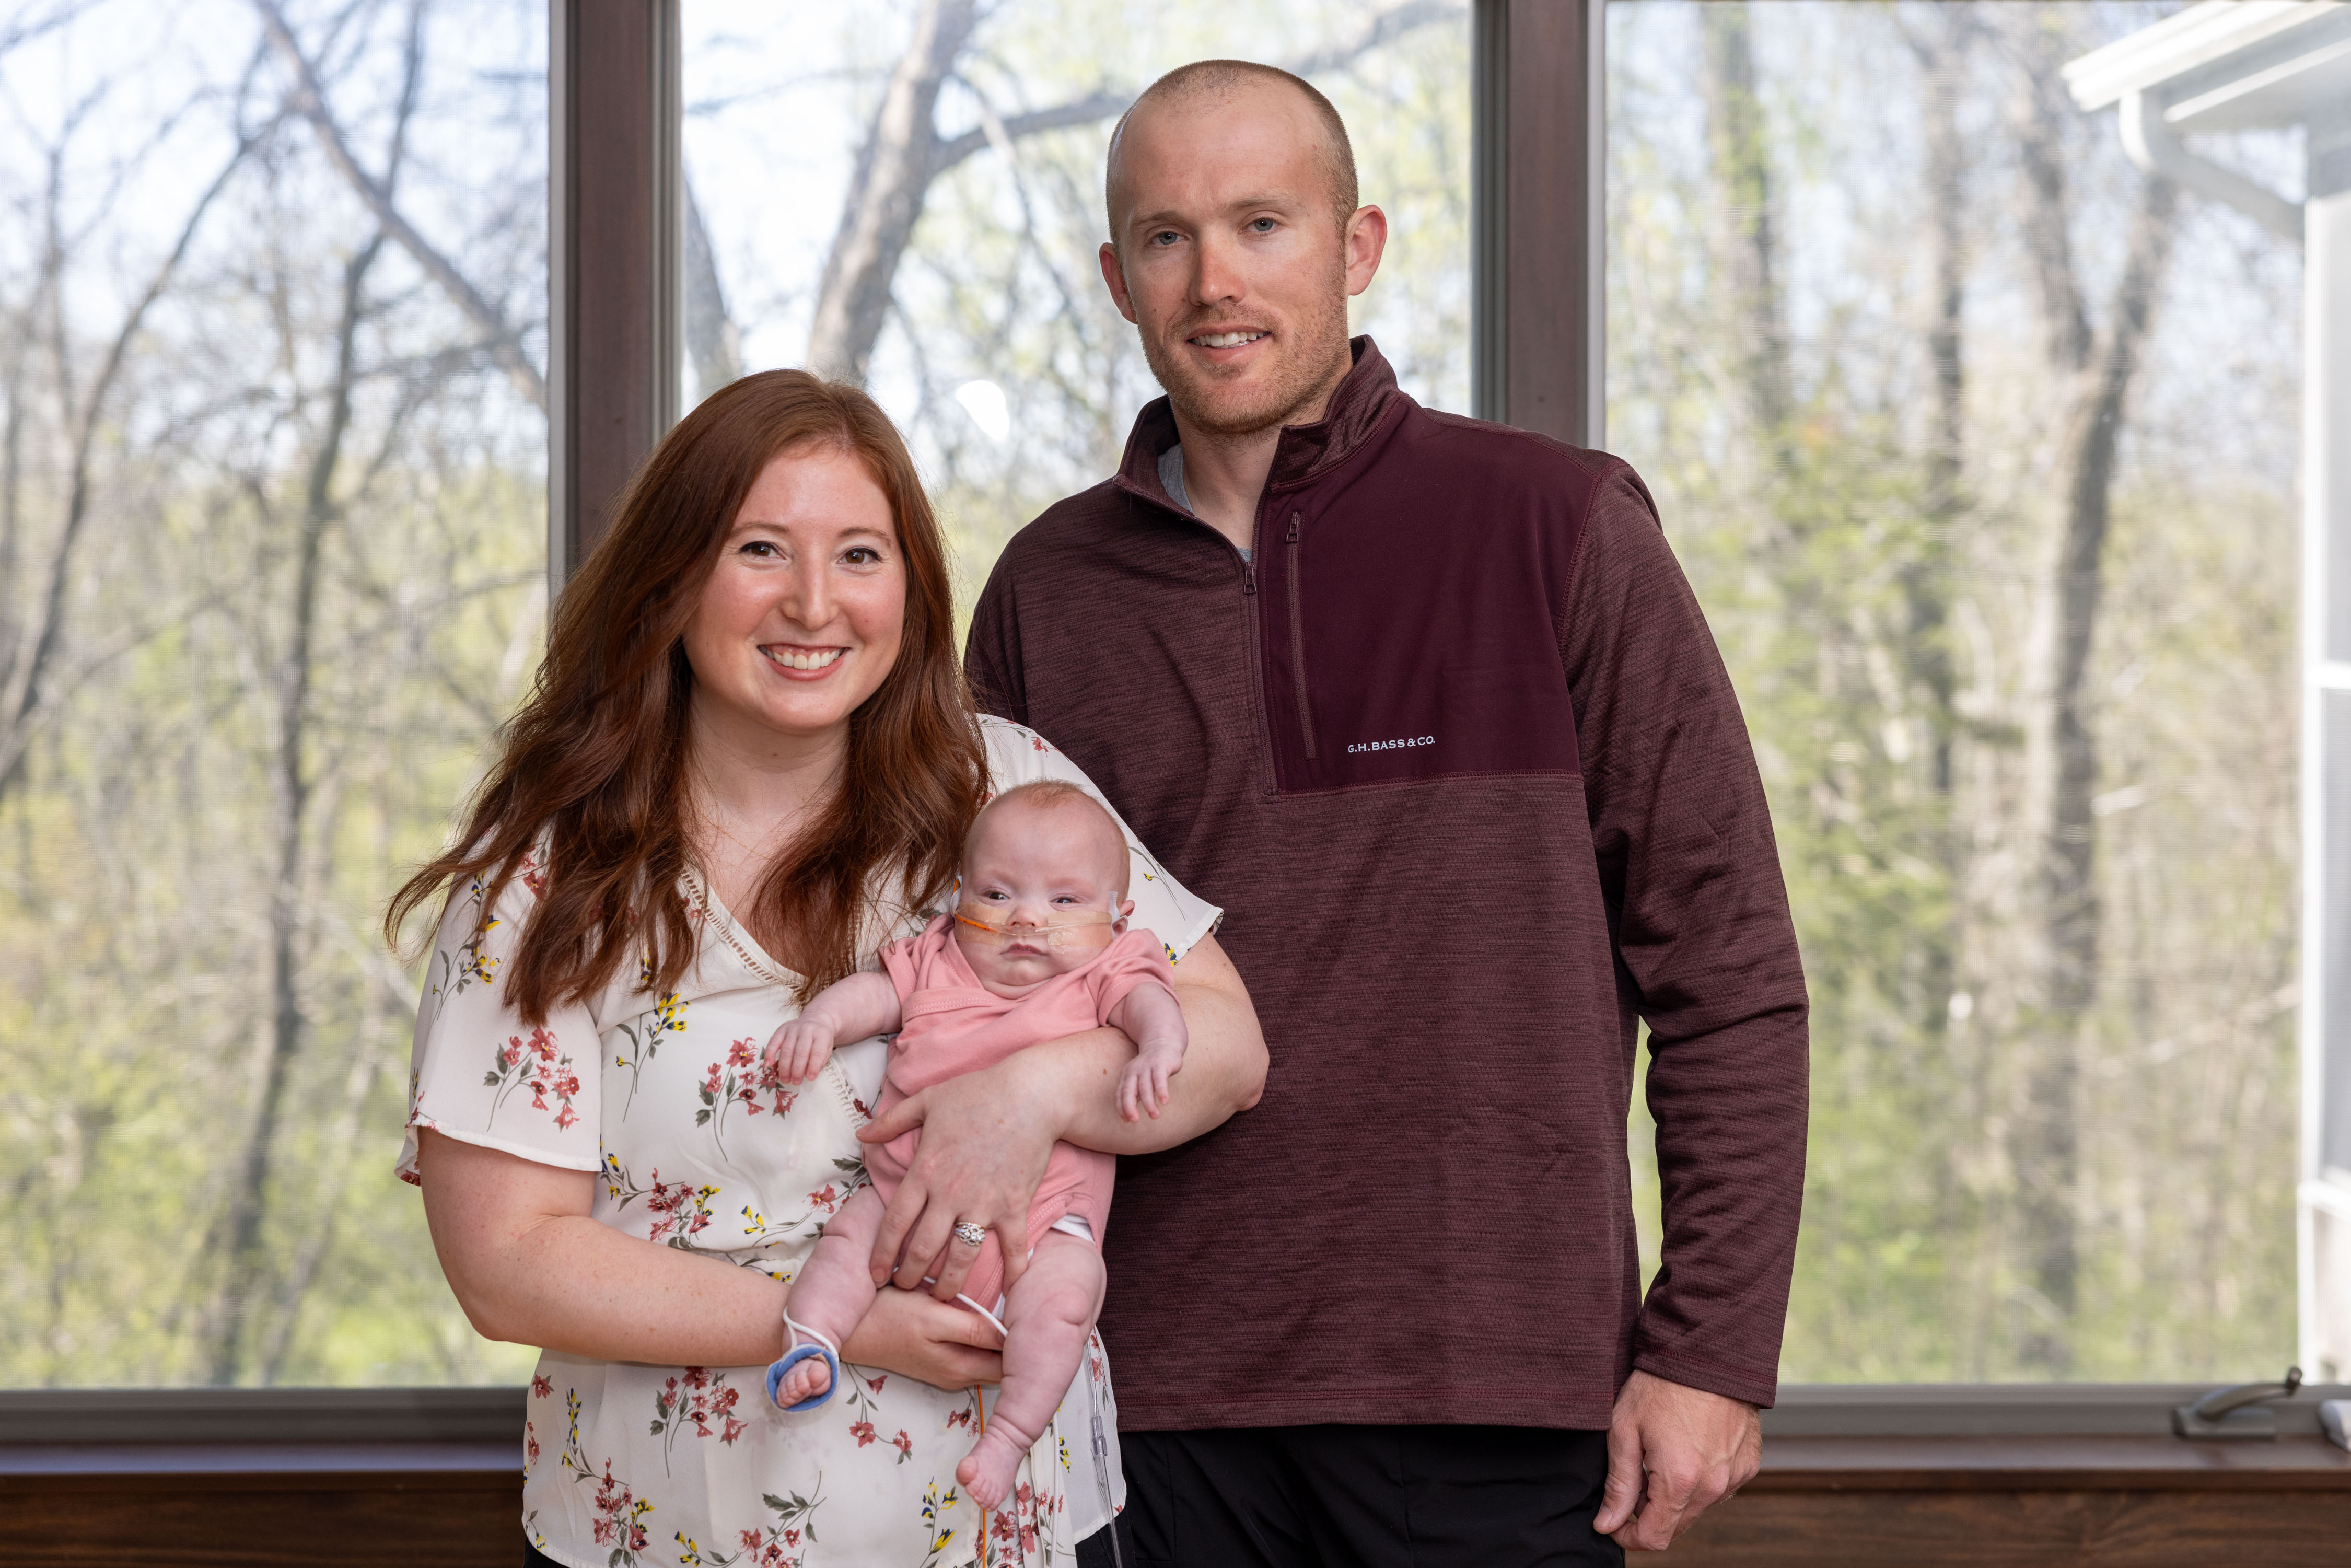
[876,924,944,1005]
[977,716,1221,965]
[1087,928,1180,1025]
[394,851,604,1186]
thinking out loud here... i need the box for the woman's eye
[842,546,881,564]
[741,541,780,559]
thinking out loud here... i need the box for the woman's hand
[841,1281,1005,1389]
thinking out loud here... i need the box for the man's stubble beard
[1139,263,1354,438]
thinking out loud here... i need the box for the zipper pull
[1242,559,1257,595]
[1285,512,1300,543]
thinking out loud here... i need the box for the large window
[0,0,546,1386]
[4,0,2324,1401]
[1609,0,2305,1380]
[679,0,1471,606]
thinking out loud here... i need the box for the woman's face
[682,444,906,759]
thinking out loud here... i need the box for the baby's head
[952,781,1132,989]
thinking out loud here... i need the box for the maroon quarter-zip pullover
[965,339,1809,1432]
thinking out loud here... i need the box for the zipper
[1283,512,1316,759]
[1239,550,1278,795]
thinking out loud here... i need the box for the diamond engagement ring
[952,1221,987,1246]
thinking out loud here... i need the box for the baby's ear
[1114,897,1135,928]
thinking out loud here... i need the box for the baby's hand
[1117,1041,1184,1122]
[764,1016,840,1085]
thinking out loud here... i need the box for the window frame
[16,0,2326,1449]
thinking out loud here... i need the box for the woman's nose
[778,563,834,631]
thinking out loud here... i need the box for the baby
[760,779,1188,1509]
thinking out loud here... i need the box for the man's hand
[1591,1370,1761,1551]
[856,1041,1073,1300]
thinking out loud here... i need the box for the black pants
[1076,1425,1623,1568]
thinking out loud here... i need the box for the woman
[388,371,1265,1567]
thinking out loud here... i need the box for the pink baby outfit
[866,914,1176,1310]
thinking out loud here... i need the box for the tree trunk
[805,0,978,384]
[1699,2,1794,463]
[2008,108,2178,1373]
[205,233,381,1384]
[683,177,742,402]
[207,4,424,1380]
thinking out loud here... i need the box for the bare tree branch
[806,0,982,381]
[0,121,261,797]
[801,0,1463,385]
[250,0,546,410]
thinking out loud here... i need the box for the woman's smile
[762,643,849,675]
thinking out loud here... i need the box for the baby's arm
[1107,981,1188,1122]
[764,971,903,1085]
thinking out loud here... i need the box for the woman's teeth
[767,647,845,671]
[1194,330,1265,348]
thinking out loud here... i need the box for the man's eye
[1249,218,1276,233]
[1150,230,1180,246]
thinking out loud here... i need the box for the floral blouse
[397,717,1221,1568]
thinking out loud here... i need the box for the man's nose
[1191,230,1241,307]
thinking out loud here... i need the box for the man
[963,60,1809,1565]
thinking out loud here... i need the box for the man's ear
[1343,204,1389,298]
[1099,241,1140,324]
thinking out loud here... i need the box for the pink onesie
[865,914,1176,1310]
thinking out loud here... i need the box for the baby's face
[953,802,1131,991]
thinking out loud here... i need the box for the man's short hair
[1106,60,1360,240]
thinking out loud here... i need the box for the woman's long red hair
[387,370,985,1019]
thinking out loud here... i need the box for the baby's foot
[773,1350,833,1407]
[957,1425,1031,1511]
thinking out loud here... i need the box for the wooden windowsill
[1751,1434,2351,1491]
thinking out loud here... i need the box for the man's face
[1100,84,1385,437]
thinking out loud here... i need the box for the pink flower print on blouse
[696,1037,780,1157]
[604,1155,719,1249]
[692,1484,825,1568]
[485,1026,579,1131]
[591,1462,655,1561]
[651,1367,747,1472]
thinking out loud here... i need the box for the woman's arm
[856,931,1265,1300]
[417,1128,1003,1386]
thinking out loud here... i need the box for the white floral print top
[398,718,1221,1568]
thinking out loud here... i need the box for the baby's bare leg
[955,1230,1105,1509]
[772,1185,886,1407]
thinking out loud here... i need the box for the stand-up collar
[1114,336,1404,508]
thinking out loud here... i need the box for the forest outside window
[1608,0,2309,1381]
[0,0,548,1387]
[0,0,2330,1401]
